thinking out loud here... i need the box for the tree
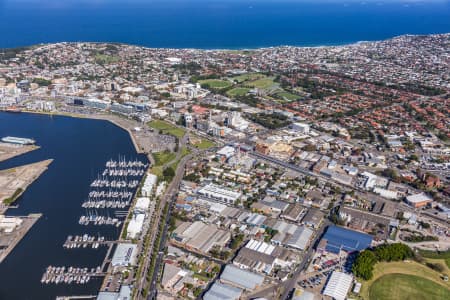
[352,243,414,280]
[426,262,445,272]
[381,168,399,180]
[352,250,377,280]
[230,234,244,249]
[193,287,203,297]
[374,243,413,261]
[163,167,175,181]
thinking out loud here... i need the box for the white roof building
[405,192,433,207]
[216,146,236,159]
[141,173,157,197]
[197,183,242,205]
[127,213,145,239]
[135,197,151,212]
[323,271,353,300]
[111,243,138,267]
[373,187,399,200]
[292,122,310,134]
[0,215,23,233]
[245,239,276,255]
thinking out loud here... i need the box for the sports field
[226,87,250,97]
[275,91,300,101]
[360,261,450,300]
[246,77,276,89]
[231,73,263,83]
[369,274,450,300]
[198,79,232,89]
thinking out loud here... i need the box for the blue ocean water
[0,0,449,49]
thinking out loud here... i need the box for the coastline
[21,110,143,155]
[0,144,40,163]
[0,159,53,214]
[2,32,449,52]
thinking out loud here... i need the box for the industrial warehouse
[171,221,231,255]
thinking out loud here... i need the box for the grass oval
[369,273,450,300]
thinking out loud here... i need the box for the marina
[41,266,105,285]
[63,235,114,249]
[0,112,147,299]
[78,158,147,227]
[40,156,147,290]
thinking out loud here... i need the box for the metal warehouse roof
[323,271,353,300]
[245,239,275,255]
[246,213,267,226]
[220,264,264,290]
[287,226,313,250]
[203,282,242,300]
[111,243,137,266]
[322,226,372,254]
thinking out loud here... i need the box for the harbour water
[0,112,147,300]
[0,0,449,49]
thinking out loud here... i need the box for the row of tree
[352,243,414,280]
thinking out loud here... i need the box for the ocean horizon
[1,0,450,49]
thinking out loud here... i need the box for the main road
[135,133,192,299]
[279,219,331,300]
[147,153,193,299]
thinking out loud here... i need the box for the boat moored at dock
[1,136,36,145]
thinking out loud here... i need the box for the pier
[0,142,39,163]
[0,159,53,214]
[0,213,42,263]
[63,235,116,249]
[41,265,106,285]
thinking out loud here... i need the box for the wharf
[0,142,39,163]
[0,213,42,263]
[0,159,53,214]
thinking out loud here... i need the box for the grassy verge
[192,139,215,150]
[148,120,185,138]
[153,150,176,166]
[170,147,191,172]
[143,202,168,297]
[3,188,23,205]
[418,249,450,268]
